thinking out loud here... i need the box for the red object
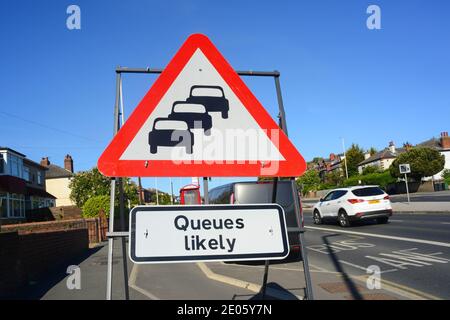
[347,199,365,204]
[97,34,306,177]
[384,195,390,200]
[180,184,201,205]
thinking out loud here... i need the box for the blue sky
[1,0,450,194]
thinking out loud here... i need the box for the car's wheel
[150,144,157,154]
[204,128,211,136]
[222,111,229,119]
[313,210,322,225]
[377,217,389,224]
[338,210,350,227]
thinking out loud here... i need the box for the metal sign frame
[105,65,314,300]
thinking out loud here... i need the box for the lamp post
[341,137,349,179]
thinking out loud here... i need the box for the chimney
[441,132,450,149]
[364,152,371,160]
[40,157,50,167]
[64,154,74,172]
[388,141,396,154]
[330,153,335,161]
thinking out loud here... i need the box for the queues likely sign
[129,204,289,263]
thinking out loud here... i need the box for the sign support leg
[261,177,278,299]
[274,74,314,300]
[106,71,122,300]
[405,173,410,203]
[118,177,130,300]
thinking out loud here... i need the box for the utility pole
[341,137,349,179]
[170,178,174,204]
[155,177,159,205]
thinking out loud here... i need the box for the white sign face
[129,204,289,264]
[119,49,284,162]
[399,163,411,174]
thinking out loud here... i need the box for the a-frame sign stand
[105,65,314,300]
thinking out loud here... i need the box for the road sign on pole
[399,164,411,203]
[98,34,306,178]
[129,204,289,263]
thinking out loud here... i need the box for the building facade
[41,155,75,207]
[0,147,55,223]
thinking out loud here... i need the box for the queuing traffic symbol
[129,204,290,263]
[98,33,306,177]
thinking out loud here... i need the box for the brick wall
[0,228,89,298]
[2,217,107,244]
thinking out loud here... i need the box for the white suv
[312,186,392,227]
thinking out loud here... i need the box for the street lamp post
[341,137,349,179]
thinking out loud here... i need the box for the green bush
[82,195,111,218]
[343,171,396,189]
[442,169,450,185]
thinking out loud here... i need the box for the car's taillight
[384,195,390,200]
[347,199,364,204]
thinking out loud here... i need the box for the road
[302,212,450,299]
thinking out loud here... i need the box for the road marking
[197,262,304,300]
[128,264,160,300]
[338,259,398,274]
[390,219,404,222]
[305,226,450,248]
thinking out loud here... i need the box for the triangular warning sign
[98,34,306,177]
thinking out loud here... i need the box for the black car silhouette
[185,85,229,119]
[167,102,213,135]
[148,118,194,154]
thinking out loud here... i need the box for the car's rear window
[352,187,384,197]
[234,182,299,228]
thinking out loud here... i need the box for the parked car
[148,118,194,154]
[312,186,393,227]
[168,102,213,135]
[208,180,303,259]
[185,85,229,119]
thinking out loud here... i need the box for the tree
[368,147,377,156]
[82,195,110,218]
[69,167,138,208]
[325,170,344,186]
[442,169,450,185]
[390,147,445,181]
[296,170,321,195]
[362,165,381,175]
[345,144,365,177]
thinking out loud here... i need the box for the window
[331,190,348,200]
[352,187,384,197]
[37,171,43,185]
[0,192,7,218]
[8,193,25,218]
[23,167,30,182]
[322,192,335,201]
[0,153,4,174]
[9,154,23,178]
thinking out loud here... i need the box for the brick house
[0,147,56,224]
